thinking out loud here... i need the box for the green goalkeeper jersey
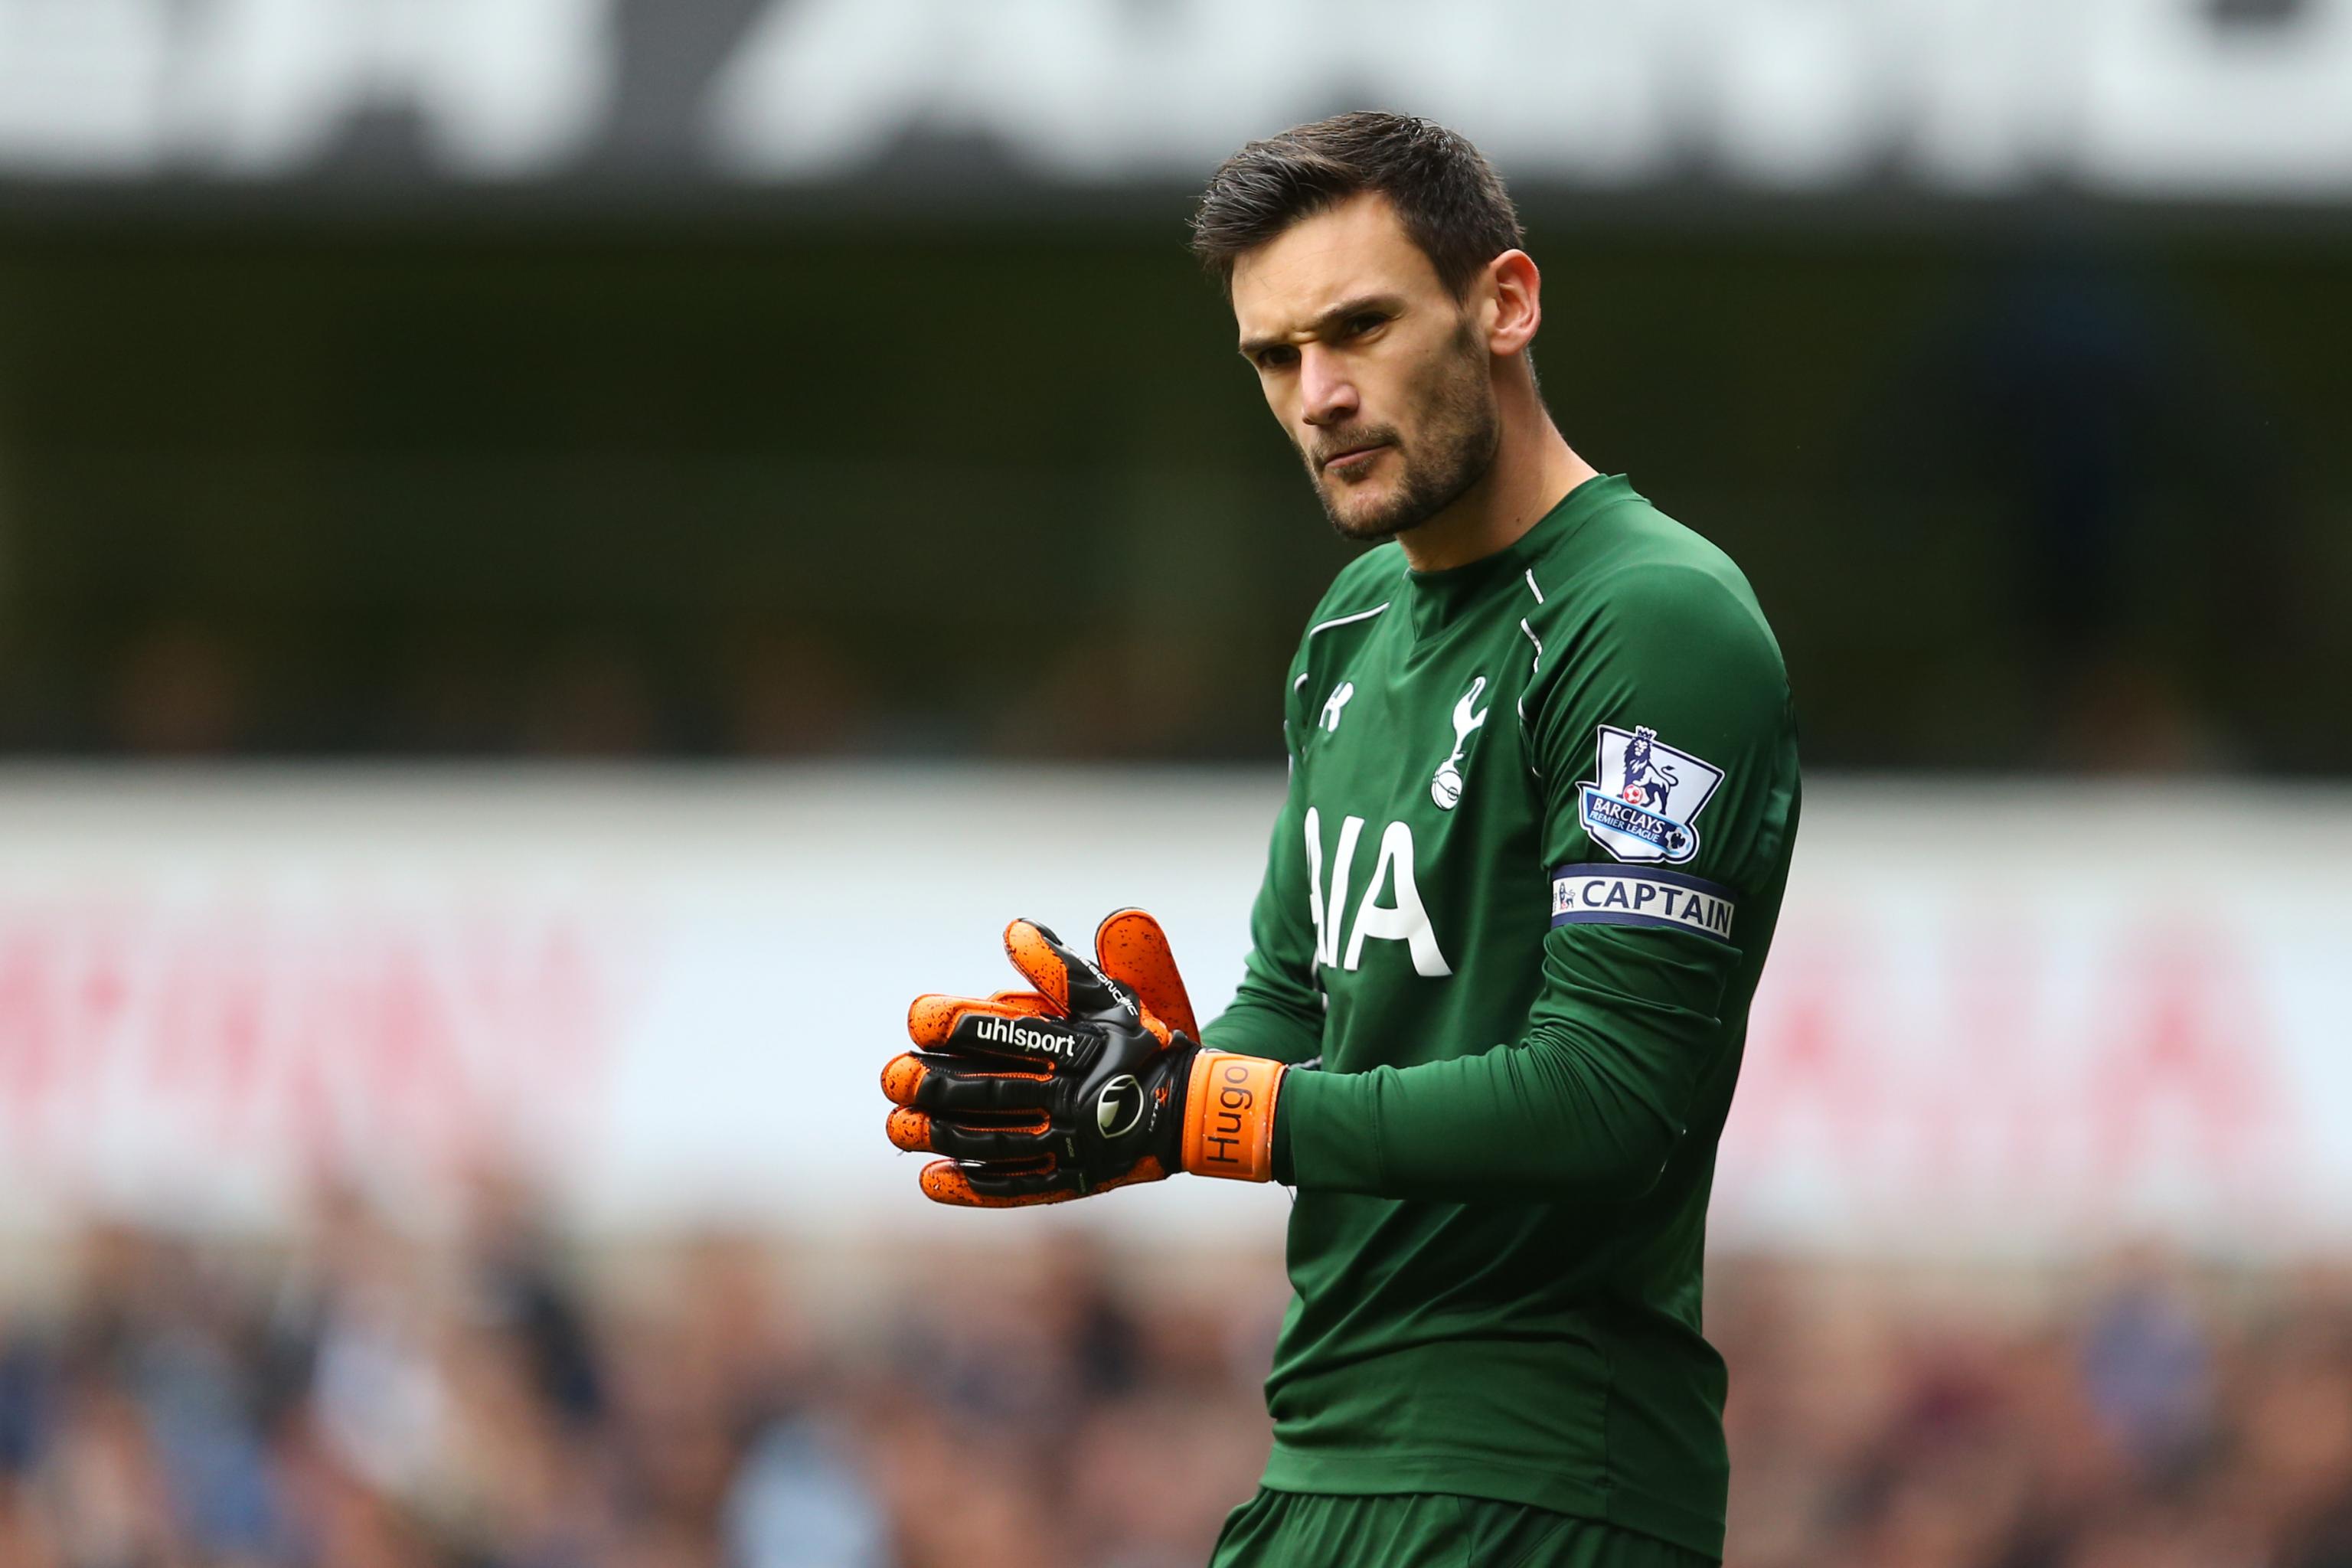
[1200,473,1800,1562]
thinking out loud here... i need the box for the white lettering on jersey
[1303,807,1367,970]
[1305,812,1452,978]
[1304,806,1325,964]
[1344,820,1452,976]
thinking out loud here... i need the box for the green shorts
[1208,1489,1717,1568]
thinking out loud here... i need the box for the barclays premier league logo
[1578,724,1724,864]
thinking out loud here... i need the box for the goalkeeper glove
[880,909,1285,1207]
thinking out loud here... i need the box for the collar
[1401,472,1629,641]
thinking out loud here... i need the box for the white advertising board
[0,767,2344,1259]
[4,0,2350,202]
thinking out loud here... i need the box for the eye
[1254,345,1298,371]
[1341,312,1387,339]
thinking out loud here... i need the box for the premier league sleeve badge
[1577,724,1725,865]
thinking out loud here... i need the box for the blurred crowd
[1716,1255,2352,1568]
[0,1191,2346,1568]
[0,1185,1278,1568]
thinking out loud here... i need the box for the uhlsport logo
[1429,675,1489,811]
[976,1014,1079,1059]
[1095,1074,1145,1138]
[1577,724,1724,864]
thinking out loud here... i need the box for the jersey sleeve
[1198,655,1328,1067]
[1275,561,1798,1200]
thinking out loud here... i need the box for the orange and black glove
[880,910,1285,1207]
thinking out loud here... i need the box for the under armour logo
[1319,681,1356,733]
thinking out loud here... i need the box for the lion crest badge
[1577,724,1724,864]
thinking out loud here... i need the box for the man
[882,112,1799,1567]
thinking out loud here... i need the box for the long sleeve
[1201,675,1328,1067]
[1276,558,1798,1201]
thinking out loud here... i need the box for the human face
[1230,193,1500,543]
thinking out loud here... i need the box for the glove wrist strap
[1181,1052,1285,1182]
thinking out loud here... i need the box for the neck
[1394,376,1598,574]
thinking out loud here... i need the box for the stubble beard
[1307,324,1501,545]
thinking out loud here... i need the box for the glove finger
[1004,919,1132,1024]
[880,1053,1054,1112]
[918,1158,1082,1208]
[887,1107,1052,1160]
[1093,908,1197,1041]
[906,990,1059,1050]
[917,1155,1171,1207]
[989,988,1053,1012]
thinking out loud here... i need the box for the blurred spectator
[109,626,249,756]
[520,647,664,756]
[724,631,875,757]
[2077,1250,2214,1475]
[0,1198,2344,1567]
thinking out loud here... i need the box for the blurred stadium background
[3,3,2351,1566]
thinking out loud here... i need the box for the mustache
[1306,426,1401,469]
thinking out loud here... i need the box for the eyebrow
[1237,294,1402,360]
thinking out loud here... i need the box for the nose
[1298,345,1358,429]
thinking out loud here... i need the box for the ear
[1482,250,1542,358]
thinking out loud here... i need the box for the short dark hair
[1190,112,1525,298]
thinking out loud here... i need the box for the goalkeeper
[883,112,1799,1568]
